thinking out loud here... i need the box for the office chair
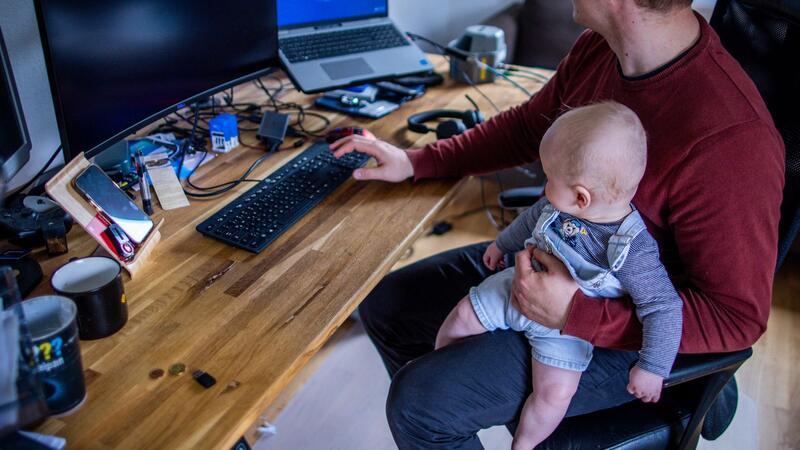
[497,1,800,448]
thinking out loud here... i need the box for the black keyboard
[280,24,409,63]
[196,142,371,253]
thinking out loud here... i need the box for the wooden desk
[30,56,550,449]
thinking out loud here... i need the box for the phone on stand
[74,165,154,244]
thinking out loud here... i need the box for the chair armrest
[498,186,544,209]
[664,348,753,388]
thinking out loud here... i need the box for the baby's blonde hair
[543,101,647,202]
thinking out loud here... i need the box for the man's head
[571,0,693,30]
[539,102,647,218]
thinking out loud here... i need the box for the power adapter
[257,112,290,148]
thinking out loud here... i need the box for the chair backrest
[710,0,800,268]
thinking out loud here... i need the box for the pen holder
[45,153,163,278]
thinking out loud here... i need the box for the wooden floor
[252,177,800,450]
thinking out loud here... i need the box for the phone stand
[45,152,162,277]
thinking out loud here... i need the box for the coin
[169,363,186,376]
[149,369,164,379]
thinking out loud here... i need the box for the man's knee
[386,359,465,447]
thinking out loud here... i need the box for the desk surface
[31,56,550,449]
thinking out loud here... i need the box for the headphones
[407,95,485,140]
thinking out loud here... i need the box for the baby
[436,102,683,450]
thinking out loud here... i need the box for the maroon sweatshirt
[407,17,785,353]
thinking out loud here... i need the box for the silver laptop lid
[278,0,389,30]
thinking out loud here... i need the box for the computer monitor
[277,0,388,29]
[35,0,279,161]
[0,27,32,182]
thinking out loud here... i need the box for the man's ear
[575,185,592,210]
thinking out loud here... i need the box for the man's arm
[406,32,598,180]
[563,122,784,353]
[495,198,549,254]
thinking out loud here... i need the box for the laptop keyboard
[280,24,409,63]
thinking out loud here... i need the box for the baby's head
[540,101,647,220]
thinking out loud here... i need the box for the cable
[15,145,63,194]
[469,58,533,97]
[499,65,553,84]
[254,77,331,138]
[175,101,285,199]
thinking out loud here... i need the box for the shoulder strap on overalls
[533,202,561,237]
[607,207,647,271]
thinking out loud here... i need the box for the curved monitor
[0,27,31,181]
[35,0,279,160]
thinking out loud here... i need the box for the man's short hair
[635,0,693,11]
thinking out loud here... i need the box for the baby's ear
[575,185,592,210]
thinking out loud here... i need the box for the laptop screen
[278,0,388,29]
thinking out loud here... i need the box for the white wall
[390,0,522,46]
[391,0,718,45]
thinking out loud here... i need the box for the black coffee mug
[50,256,127,340]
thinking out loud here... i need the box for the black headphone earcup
[436,120,467,140]
[462,110,485,129]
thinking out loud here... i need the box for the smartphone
[74,165,153,244]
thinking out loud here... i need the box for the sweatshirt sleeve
[563,122,784,353]
[495,198,549,254]
[614,232,683,377]
[406,32,599,180]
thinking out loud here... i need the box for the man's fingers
[515,248,535,273]
[353,166,388,181]
[331,136,381,158]
[532,248,561,272]
[329,135,359,151]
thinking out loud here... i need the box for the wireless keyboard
[196,142,370,253]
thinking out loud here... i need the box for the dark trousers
[358,242,640,450]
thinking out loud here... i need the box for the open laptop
[278,0,432,93]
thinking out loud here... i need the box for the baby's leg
[512,360,582,450]
[435,296,488,349]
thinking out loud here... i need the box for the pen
[135,149,153,215]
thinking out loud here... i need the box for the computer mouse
[325,127,376,144]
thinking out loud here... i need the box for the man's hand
[482,242,506,271]
[511,247,579,330]
[330,135,415,182]
[627,366,664,403]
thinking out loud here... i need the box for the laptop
[278,0,432,93]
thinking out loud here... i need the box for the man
[331,1,785,448]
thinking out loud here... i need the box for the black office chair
[507,1,800,448]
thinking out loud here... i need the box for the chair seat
[538,384,696,450]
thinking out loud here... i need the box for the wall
[390,0,522,46]
[391,0,718,45]
[1,0,63,192]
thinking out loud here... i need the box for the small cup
[50,256,128,340]
[22,295,86,415]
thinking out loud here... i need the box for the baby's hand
[627,366,663,403]
[482,242,506,271]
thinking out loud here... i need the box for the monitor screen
[278,0,388,28]
[36,0,278,159]
[0,28,31,181]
